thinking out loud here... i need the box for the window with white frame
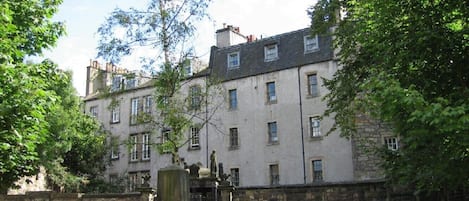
[264,44,278,61]
[269,164,280,185]
[229,89,237,110]
[266,82,277,102]
[184,60,192,76]
[230,168,240,186]
[111,75,123,92]
[142,133,150,160]
[190,127,200,148]
[384,137,399,151]
[111,107,120,123]
[189,85,201,110]
[130,135,138,161]
[110,137,119,159]
[89,106,98,118]
[308,73,319,97]
[143,95,153,114]
[227,52,240,69]
[128,172,138,192]
[310,117,321,137]
[130,98,140,125]
[126,77,138,89]
[304,35,319,53]
[160,130,171,153]
[229,128,239,148]
[268,122,278,144]
[312,160,323,182]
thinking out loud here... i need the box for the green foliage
[310,0,468,194]
[0,61,60,193]
[0,0,106,193]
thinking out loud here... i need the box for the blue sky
[41,0,315,96]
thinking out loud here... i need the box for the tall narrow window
[190,85,201,110]
[268,122,278,144]
[143,95,153,114]
[264,44,278,61]
[312,160,323,182]
[308,74,319,97]
[128,172,138,192]
[266,82,276,102]
[227,52,240,69]
[304,35,319,53]
[161,130,171,153]
[269,164,280,185]
[90,106,98,117]
[110,137,119,160]
[130,135,138,161]
[130,98,140,125]
[184,61,192,76]
[384,137,399,151]
[229,128,239,148]
[190,127,200,148]
[111,107,120,123]
[310,117,321,137]
[230,168,240,186]
[111,75,122,92]
[142,134,150,160]
[229,89,237,110]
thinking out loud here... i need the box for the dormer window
[227,52,240,69]
[264,44,278,62]
[183,60,192,76]
[304,35,319,53]
[111,75,123,92]
[126,78,138,89]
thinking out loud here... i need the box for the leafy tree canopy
[0,0,106,193]
[309,0,468,194]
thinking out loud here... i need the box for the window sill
[304,48,320,54]
[305,94,320,99]
[110,121,120,124]
[265,100,277,105]
[310,136,323,141]
[229,145,239,150]
[267,142,279,146]
[188,146,201,151]
[264,57,279,62]
[110,157,119,161]
[141,158,151,162]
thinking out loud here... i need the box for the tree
[98,0,213,166]
[40,68,107,192]
[0,0,107,193]
[309,0,468,197]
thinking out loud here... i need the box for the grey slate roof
[209,28,333,81]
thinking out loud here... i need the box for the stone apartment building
[83,26,388,192]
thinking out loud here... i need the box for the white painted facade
[83,27,356,191]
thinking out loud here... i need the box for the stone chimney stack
[215,25,247,48]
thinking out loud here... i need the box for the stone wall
[0,189,155,201]
[352,114,394,180]
[232,180,414,201]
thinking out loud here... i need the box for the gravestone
[157,165,189,201]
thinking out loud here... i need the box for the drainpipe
[297,67,307,184]
[205,76,209,166]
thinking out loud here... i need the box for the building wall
[203,60,353,187]
[83,28,366,191]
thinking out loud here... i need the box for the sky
[41,0,316,96]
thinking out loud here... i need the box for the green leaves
[310,0,469,194]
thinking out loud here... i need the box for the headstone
[157,165,189,201]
